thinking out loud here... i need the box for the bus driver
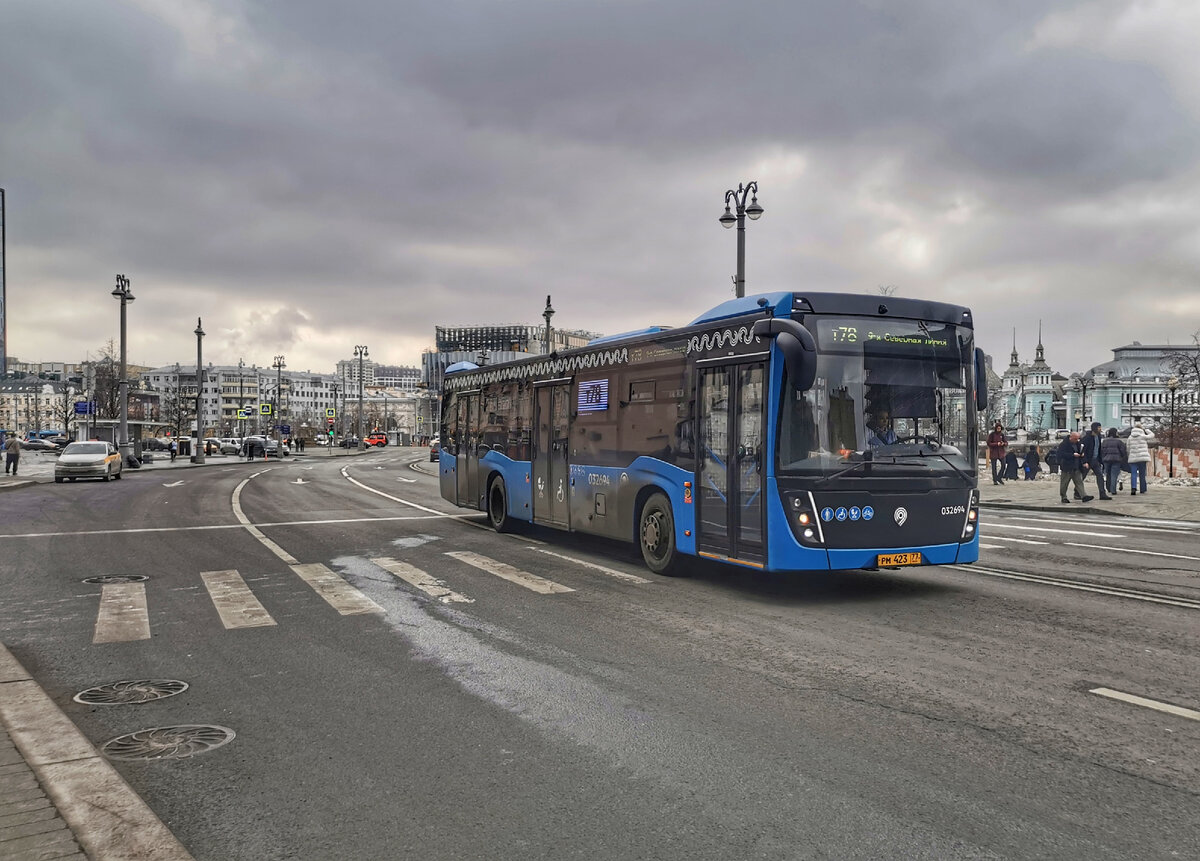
[866,409,897,446]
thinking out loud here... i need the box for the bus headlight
[961,491,980,541]
[785,493,825,546]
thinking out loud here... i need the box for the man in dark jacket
[1081,422,1112,500]
[1056,432,1093,504]
[986,423,1007,485]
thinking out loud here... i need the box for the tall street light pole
[330,383,339,454]
[1168,376,1178,478]
[718,181,764,299]
[543,295,555,355]
[111,274,135,461]
[355,345,368,450]
[194,318,205,464]
[273,355,285,450]
[1127,366,1141,425]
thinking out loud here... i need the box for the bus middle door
[696,361,765,565]
[455,391,482,509]
[532,380,571,527]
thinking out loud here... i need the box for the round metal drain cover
[74,680,189,706]
[83,574,149,584]
[101,725,235,761]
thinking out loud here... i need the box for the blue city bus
[439,292,986,576]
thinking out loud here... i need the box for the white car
[219,437,241,455]
[55,441,123,482]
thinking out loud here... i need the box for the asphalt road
[1,449,1197,860]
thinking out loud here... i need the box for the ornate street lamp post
[273,355,285,450]
[355,345,368,450]
[543,295,555,355]
[194,318,205,463]
[1168,376,1178,478]
[111,274,135,461]
[718,181,764,299]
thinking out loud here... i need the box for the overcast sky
[2,0,1199,377]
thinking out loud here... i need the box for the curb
[0,643,194,860]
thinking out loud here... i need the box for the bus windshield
[777,317,976,479]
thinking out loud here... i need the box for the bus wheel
[640,493,682,576]
[488,478,515,533]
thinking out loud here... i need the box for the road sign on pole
[259,403,272,416]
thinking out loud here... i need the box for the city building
[1064,342,1200,431]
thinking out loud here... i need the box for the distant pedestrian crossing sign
[325,407,336,418]
[237,409,249,420]
[259,403,272,416]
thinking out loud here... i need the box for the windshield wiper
[816,450,974,487]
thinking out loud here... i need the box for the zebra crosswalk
[88,548,651,643]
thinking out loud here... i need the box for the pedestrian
[1023,445,1041,480]
[1100,427,1127,498]
[1055,431,1093,504]
[1003,449,1019,480]
[4,435,20,475]
[1126,417,1155,495]
[1046,448,1059,474]
[169,439,177,463]
[299,438,305,453]
[1081,422,1112,500]
[987,422,1008,485]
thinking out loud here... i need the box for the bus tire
[639,492,683,576]
[488,477,515,533]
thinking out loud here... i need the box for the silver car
[55,441,123,483]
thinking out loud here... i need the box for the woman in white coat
[1126,419,1154,495]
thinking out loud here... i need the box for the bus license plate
[877,552,922,567]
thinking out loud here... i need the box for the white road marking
[291,562,384,614]
[0,513,477,541]
[446,551,575,594]
[978,535,1049,545]
[93,583,151,643]
[396,478,417,483]
[292,478,309,484]
[978,543,1004,549]
[1064,542,1200,562]
[989,515,1196,535]
[949,565,1200,610]
[201,570,277,628]
[528,547,650,584]
[986,523,1123,538]
[1089,687,1200,722]
[162,481,185,487]
[371,557,474,603]
[341,467,458,515]
[232,475,298,565]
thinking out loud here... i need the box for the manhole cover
[74,680,189,705]
[101,725,235,761]
[83,574,149,584]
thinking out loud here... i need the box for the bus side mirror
[752,318,816,391]
[974,348,987,411]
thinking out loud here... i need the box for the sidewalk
[977,471,1200,522]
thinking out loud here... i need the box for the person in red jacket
[986,422,1008,485]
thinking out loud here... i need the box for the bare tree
[53,383,82,438]
[1162,331,1200,447]
[158,383,194,441]
[877,284,899,296]
[90,340,121,420]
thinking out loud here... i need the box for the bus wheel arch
[637,489,684,576]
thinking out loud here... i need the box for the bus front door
[532,381,570,527]
[455,392,481,508]
[696,362,765,565]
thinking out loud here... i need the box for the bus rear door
[532,380,571,527]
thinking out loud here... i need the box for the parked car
[241,435,280,458]
[339,436,361,448]
[21,438,61,452]
[201,437,224,455]
[218,437,241,455]
[46,436,71,448]
[55,441,123,482]
[429,438,441,461]
[365,432,388,447]
[142,437,170,451]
